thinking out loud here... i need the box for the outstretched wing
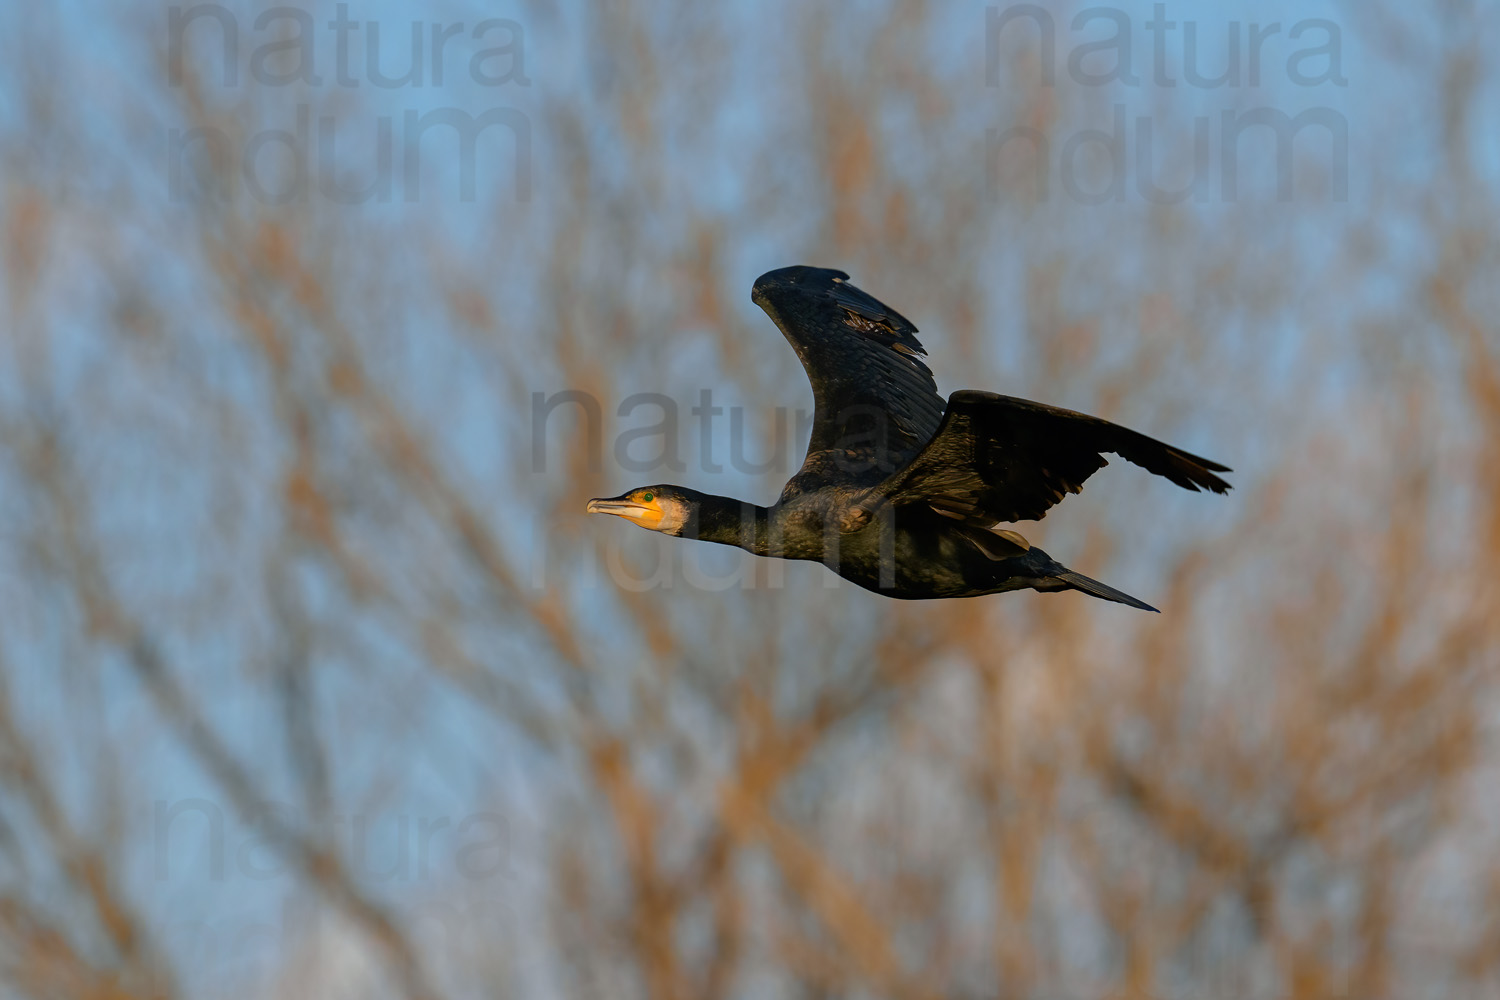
[870,390,1231,523]
[751,266,947,480]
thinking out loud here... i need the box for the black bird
[587,266,1230,611]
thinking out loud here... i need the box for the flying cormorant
[587,266,1230,611]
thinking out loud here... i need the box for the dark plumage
[587,265,1231,611]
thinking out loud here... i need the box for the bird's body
[631,486,1153,606]
[588,266,1231,611]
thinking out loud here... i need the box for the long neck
[690,495,774,556]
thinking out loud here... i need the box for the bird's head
[585,485,699,536]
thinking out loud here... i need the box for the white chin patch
[655,501,689,534]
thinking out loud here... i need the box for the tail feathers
[1054,570,1159,613]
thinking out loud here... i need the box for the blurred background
[0,0,1497,997]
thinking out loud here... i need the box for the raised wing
[751,266,947,479]
[871,390,1231,523]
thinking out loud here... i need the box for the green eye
[642,492,654,502]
